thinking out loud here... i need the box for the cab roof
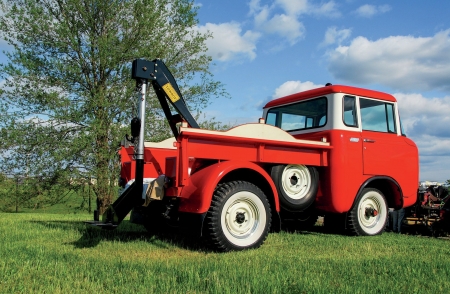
[263,85,397,109]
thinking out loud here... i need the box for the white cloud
[256,80,322,109]
[393,92,450,181]
[320,27,352,47]
[250,2,305,45]
[395,92,450,140]
[275,0,309,16]
[196,22,260,62]
[249,0,340,45]
[310,1,341,18]
[327,30,450,92]
[258,14,305,45]
[273,80,323,98]
[419,155,450,182]
[354,4,391,18]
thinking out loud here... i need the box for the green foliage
[2,213,450,293]
[197,113,233,131]
[0,0,225,211]
[0,174,86,212]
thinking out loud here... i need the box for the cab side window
[360,98,396,133]
[343,95,358,127]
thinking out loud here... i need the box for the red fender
[178,161,279,214]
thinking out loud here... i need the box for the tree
[0,0,225,213]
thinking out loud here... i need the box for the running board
[85,182,143,229]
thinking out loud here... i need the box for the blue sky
[1,0,449,183]
[194,0,450,183]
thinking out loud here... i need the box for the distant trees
[0,0,224,213]
[0,173,72,212]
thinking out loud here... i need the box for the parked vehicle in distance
[405,182,450,236]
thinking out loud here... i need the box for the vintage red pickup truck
[88,59,419,252]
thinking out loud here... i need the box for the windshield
[266,97,327,131]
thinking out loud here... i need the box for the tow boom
[87,58,199,228]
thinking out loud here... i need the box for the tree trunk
[95,152,113,215]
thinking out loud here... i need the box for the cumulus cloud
[395,92,450,140]
[308,0,341,18]
[249,0,340,45]
[256,13,305,45]
[393,92,450,180]
[418,155,450,182]
[327,30,450,92]
[320,26,352,47]
[256,80,323,109]
[273,80,323,98]
[196,22,260,61]
[354,4,391,18]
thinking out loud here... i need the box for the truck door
[359,98,403,176]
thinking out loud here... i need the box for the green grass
[1,213,450,293]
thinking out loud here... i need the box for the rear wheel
[205,181,271,252]
[347,188,388,236]
[271,164,318,211]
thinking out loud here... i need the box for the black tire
[281,206,318,232]
[347,188,388,236]
[271,164,319,212]
[204,181,271,252]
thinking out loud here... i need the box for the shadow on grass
[31,217,447,253]
[29,219,210,251]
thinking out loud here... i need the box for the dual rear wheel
[204,164,319,251]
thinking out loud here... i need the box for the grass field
[1,213,450,293]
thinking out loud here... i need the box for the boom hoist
[87,59,199,228]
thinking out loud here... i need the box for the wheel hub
[281,165,312,200]
[223,195,261,240]
[235,212,246,224]
[215,187,269,249]
[290,175,298,186]
[365,207,378,217]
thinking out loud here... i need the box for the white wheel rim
[281,165,311,200]
[357,191,386,234]
[221,191,267,247]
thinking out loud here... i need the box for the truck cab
[263,84,418,225]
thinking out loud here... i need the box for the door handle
[364,139,376,143]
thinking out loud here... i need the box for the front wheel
[204,181,271,252]
[347,188,388,236]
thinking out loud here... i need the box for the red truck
[88,59,419,252]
